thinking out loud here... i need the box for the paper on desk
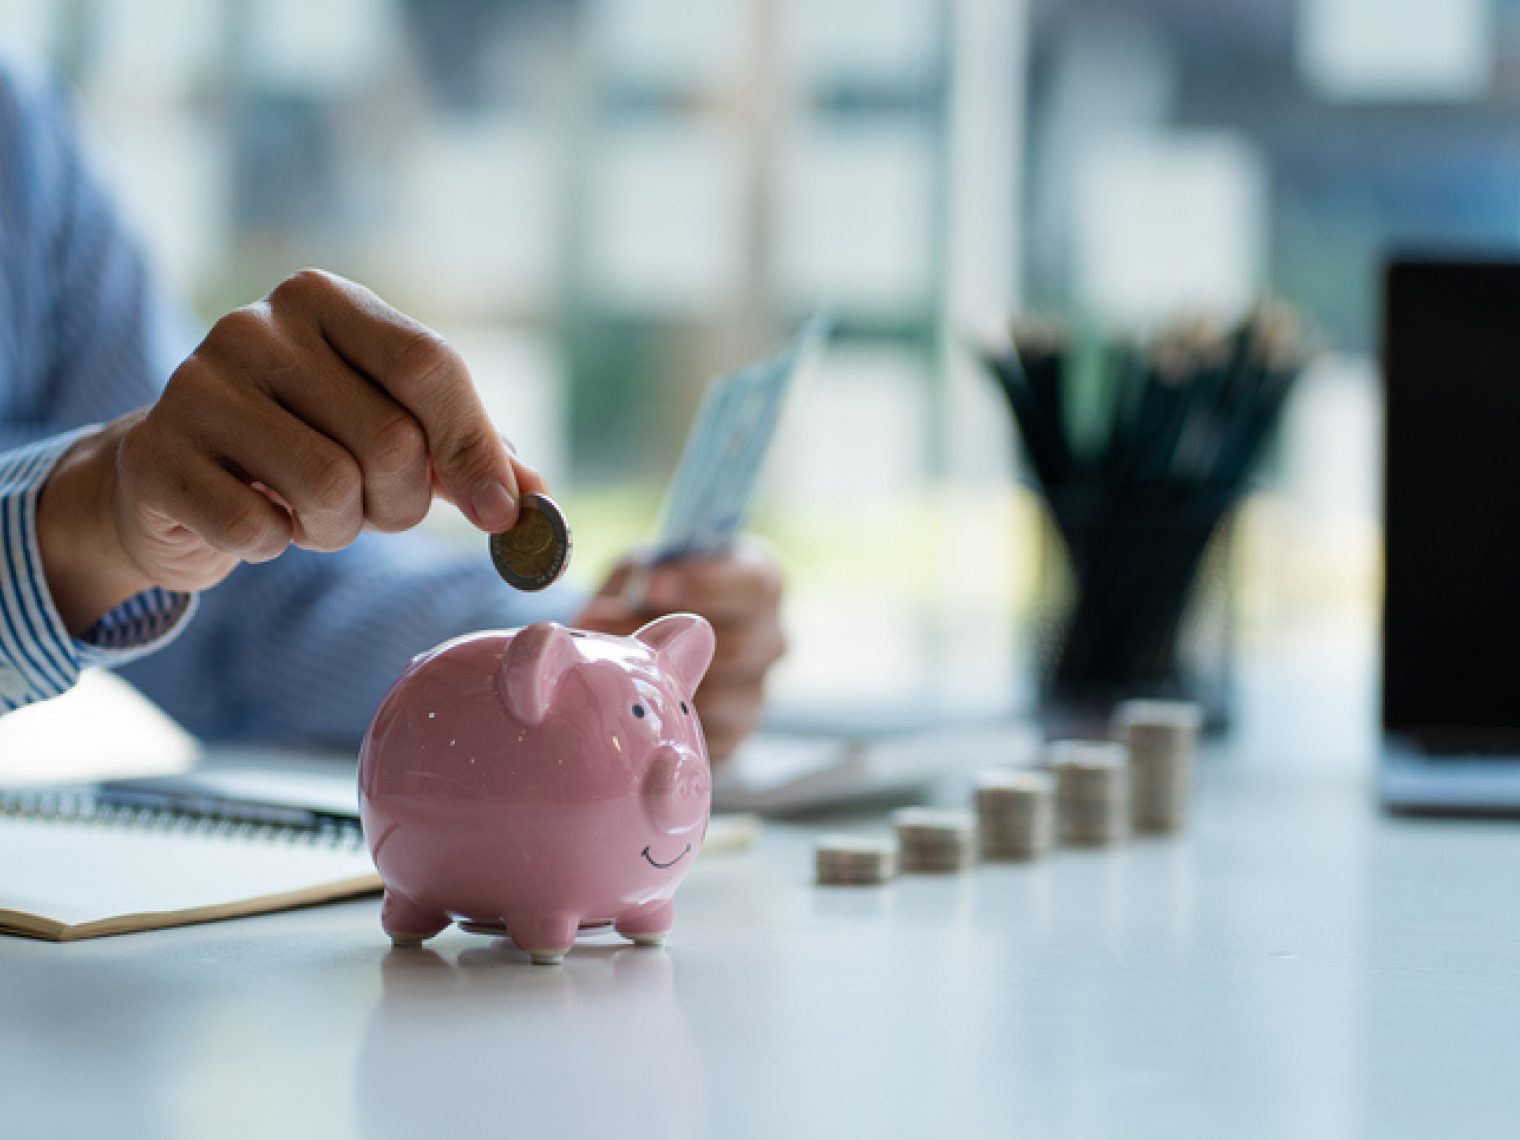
[713,726,1040,815]
[0,670,198,786]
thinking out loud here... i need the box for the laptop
[1380,256,1520,814]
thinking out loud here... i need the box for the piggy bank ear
[498,623,579,726]
[634,613,716,691]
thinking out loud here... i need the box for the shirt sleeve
[0,430,196,713]
[0,60,201,443]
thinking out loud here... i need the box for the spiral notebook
[0,786,382,942]
[0,772,760,942]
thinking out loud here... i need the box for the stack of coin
[974,769,1055,860]
[814,835,898,886]
[1113,699,1202,834]
[891,807,977,874]
[1046,740,1130,847]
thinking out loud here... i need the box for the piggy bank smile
[641,843,692,870]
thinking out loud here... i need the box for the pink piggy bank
[358,614,715,964]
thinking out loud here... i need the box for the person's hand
[575,540,786,762]
[37,269,544,634]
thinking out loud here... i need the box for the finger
[266,269,523,532]
[509,457,549,498]
[578,603,783,690]
[644,551,782,621]
[694,680,765,761]
[429,452,547,508]
[574,595,643,637]
[496,434,549,499]
[696,678,765,727]
[252,340,432,534]
[194,382,364,553]
[704,619,788,687]
[139,447,294,564]
[597,550,663,607]
[595,558,641,601]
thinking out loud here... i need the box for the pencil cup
[981,306,1306,738]
[1031,488,1235,737]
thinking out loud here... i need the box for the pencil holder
[981,306,1307,737]
[1031,488,1237,736]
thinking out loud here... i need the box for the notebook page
[0,815,379,935]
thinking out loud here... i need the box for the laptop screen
[1382,258,1520,751]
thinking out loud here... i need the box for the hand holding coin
[36,269,547,637]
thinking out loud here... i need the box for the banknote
[652,315,830,561]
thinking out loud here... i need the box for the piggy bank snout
[642,745,710,835]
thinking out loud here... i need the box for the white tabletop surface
[3,719,1520,1140]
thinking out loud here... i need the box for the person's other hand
[38,269,544,633]
[575,540,786,762]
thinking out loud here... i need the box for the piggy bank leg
[615,899,674,948]
[381,889,451,947]
[505,912,579,965]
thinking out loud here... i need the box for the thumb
[575,594,642,636]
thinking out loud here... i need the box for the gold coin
[489,492,571,591]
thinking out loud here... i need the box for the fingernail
[469,480,518,531]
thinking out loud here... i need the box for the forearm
[0,431,194,714]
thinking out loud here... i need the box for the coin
[891,807,977,874]
[489,492,572,591]
[1045,740,1130,847]
[815,835,898,886]
[1113,700,1201,834]
[974,769,1055,861]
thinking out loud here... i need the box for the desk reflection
[358,939,706,1137]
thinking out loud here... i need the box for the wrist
[37,419,155,636]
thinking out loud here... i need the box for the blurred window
[7,0,1489,722]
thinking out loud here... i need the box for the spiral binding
[0,790,365,849]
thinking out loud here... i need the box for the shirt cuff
[76,587,197,666]
[0,429,197,713]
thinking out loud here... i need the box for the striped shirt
[0,61,571,746]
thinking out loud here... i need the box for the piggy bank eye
[680,702,690,715]
[632,704,646,719]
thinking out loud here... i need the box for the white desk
[2,735,1518,1139]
